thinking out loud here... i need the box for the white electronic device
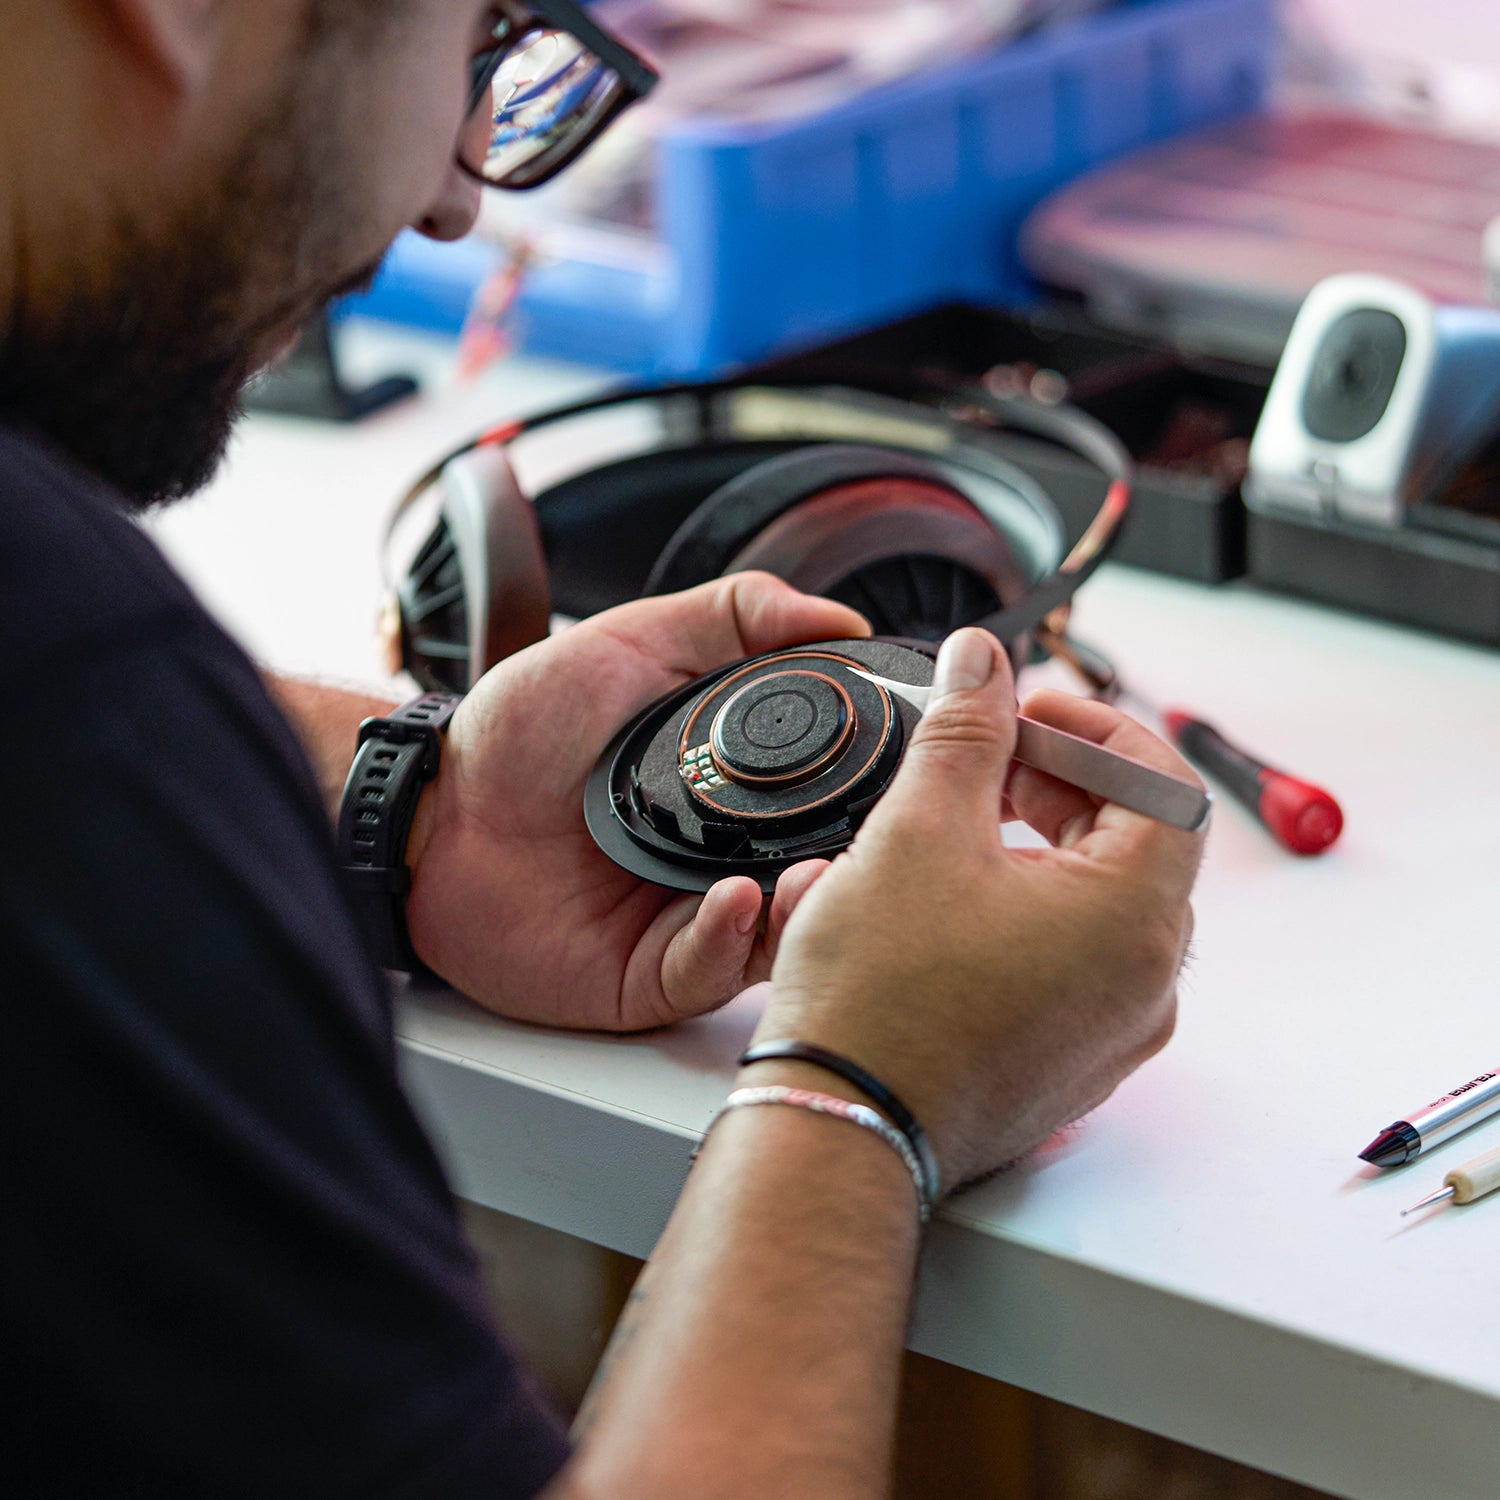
[1245,273,1500,530]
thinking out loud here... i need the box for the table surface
[146,320,1500,1500]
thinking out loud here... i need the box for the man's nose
[414,158,483,243]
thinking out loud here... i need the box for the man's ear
[93,0,221,97]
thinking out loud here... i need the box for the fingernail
[735,905,759,937]
[932,630,995,700]
[1058,813,1092,849]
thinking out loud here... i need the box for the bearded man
[1,4,1203,1495]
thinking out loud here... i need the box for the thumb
[872,628,1017,831]
[603,572,870,685]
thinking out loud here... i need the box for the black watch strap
[337,691,462,971]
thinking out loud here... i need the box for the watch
[337,691,462,971]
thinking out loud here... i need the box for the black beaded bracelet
[738,1039,941,1210]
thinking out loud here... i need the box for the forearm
[266,675,399,821]
[550,1077,922,1500]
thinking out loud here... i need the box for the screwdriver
[1400,1143,1500,1215]
[1021,633,1341,855]
[1161,711,1343,856]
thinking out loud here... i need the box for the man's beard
[0,73,382,510]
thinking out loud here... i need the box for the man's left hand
[404,573,868,1031]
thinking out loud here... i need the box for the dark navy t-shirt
[0,426,569,1496]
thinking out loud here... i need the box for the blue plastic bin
[347,0,1274,376]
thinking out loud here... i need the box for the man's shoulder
[0,422,222,684]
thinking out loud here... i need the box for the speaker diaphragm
[584,638,935,892]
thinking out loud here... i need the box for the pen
[1401,1144,1500,1215]
[1358,1068,1500,1167]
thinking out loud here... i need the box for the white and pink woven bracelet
[699,1084,932,1224]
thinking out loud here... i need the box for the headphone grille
[399,518,473,694]
[825,556,1001,642]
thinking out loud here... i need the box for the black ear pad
[642,443,1032,645]
[533,441,808,618]
[644,445,957,597]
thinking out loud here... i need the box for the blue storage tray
[347,0,1274,377]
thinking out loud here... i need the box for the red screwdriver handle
[1163,710,1343,856]
[1257,770,1344,855]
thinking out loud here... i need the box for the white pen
[1359,1068,1500,1167]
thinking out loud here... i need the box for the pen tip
[1359,1123,1419,1168]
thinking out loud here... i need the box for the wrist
[732,1058,881,1111]
[335,691,462,972]
[405,778,441,881]
[703,1083,929,1232]
[753,1001,957,1153]
[268,675,400,822]
[399,780,444,972]
[737,1038,942,1214]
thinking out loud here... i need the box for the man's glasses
[461,0,659,191]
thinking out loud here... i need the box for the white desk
[149,321,1500,1500]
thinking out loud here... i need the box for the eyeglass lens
[466,21,626,187]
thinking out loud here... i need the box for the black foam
[643,444,958,599]
[534,441,806,616]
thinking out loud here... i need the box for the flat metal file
[850,669,1212,834]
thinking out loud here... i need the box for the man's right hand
[757,627,1206,1194]
[554,632,1205,1499]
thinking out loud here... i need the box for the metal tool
[1401,1143,1500,1216]
[849,668,1212,834]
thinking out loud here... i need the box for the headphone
[378,371,1133,695]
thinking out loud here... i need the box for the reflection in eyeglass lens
[478,26,619,180]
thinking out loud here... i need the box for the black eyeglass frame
[463,0,660,191]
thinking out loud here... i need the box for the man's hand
[403,573,867,1031]
[757,628,1205,1190]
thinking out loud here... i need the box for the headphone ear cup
[395,445,551,692]
[643,443,1030,644]
[532,441,808,618]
